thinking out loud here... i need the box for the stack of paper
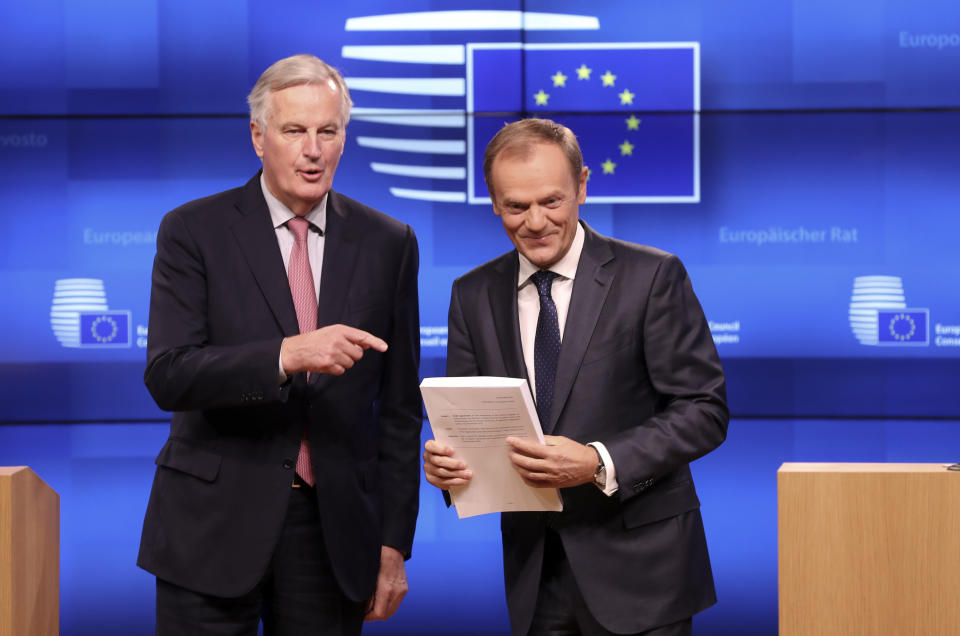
[420,376,563,518]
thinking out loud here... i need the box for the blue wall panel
[2,1,959,632]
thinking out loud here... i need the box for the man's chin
[295,184,330,204]
[519,248,560,270]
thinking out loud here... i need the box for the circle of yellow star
[600,71,617,87]
[533,89,550,106]
[575,64,592,80]
[601,159,617,174]
[619,140,634,156]
[551,71,568,87]
[618,89,635,105]
[626,114,641,130]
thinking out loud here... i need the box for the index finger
[505,436,545,457]
[344,327,388,352]
[424,439,455,456]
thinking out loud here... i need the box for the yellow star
[619,140,634,156]
[601,159,616,174]
[618,89,635,105]
[533,89,549,106]
[585,166,592,181]
[575,64,592,80]
[626,114,641,130]
[600,71,617,87]
[551,71,568,87]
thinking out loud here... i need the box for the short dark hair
[482,118,584,196]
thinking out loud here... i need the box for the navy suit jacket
[446,222,728,635]
[137,174,422,603]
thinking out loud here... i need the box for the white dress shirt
[516,223,619,495]
[261,174,327,382]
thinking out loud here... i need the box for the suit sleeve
[445,279,481,377]
[143,210,288,412]
[434,278,480,508]
[605,254,729,503]
[376,225,423,555]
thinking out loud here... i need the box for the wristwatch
[591,446,607,490]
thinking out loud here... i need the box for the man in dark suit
[138,54,422,635]
[423,118,728,636]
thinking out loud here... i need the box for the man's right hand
[281,324,388,376]
[423,440,472,489]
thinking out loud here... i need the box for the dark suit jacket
[137,173,422,603]
[446,222,728,635]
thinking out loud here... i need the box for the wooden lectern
[0,466,59,636]
[778,462,960,636]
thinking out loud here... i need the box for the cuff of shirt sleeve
[587,441,619,496]
[278,349,288,385]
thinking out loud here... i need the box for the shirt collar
[260,173,328,233]
[517,221,585,288]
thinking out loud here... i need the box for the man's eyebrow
[539,190,565,201]
[278,120,341,130]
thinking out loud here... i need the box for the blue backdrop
[1,1,958,633]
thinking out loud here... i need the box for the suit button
[282,459,294,470]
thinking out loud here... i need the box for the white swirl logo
[50,278,131,348]
[50,278,109,347]
[849,276,929,346]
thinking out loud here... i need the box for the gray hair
[247,54,353,128]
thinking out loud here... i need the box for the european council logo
[848,275,929,346]
[50,278,132,348]
[340,9,698,204]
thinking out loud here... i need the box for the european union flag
[79,310,131,347]
[468,42,699,203]
[877,309,929,345]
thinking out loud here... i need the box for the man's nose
[525,206,547,231]
[301,132,321,159]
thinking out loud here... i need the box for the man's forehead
[500,184,567,202]
[268,82,345,117]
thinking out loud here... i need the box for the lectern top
[778,462,956,473]
[0,466,29,477]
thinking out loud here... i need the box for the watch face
[594,466,606,488]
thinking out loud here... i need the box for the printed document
[420,376,563,518]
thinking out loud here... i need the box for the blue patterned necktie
[531,270,561,432]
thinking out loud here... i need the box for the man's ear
[487,185,502,216]
[577,166,589,204]
[250,121,265,159]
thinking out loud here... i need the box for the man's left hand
[365,545,407,621]
[506,435,598,489]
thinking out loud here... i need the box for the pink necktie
[287,216,316,486]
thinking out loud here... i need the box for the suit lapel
[231,174,299,337]
[315,191,361,330]
[489,254,527,381]
[310,191,363,388]
[550,224,615,431]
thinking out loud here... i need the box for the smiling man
[423,118,729,636]
[139,54,422,635]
